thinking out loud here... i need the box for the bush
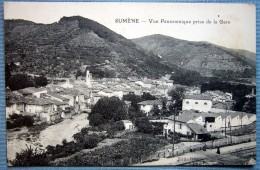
[83,136,99,149]
[7,114,34,129]
[135,117,153,134]
[11,146,50,166]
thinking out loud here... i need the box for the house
[163,118,208,140]
[137,100,163,115]
[32,88,48,98]
[24,97,54,115]
[204,90,233,102]
[164,111,217,135]
[121,120,135,130]
[6,92,25,118]
[18,87,47,98]
[42,97,68,112]
[182,94,212,112]
[185,86,201,95]
[59,79,74,89]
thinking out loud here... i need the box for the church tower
[86,70,92,87]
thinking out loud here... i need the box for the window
[195,102,198,104]
[204,102,207,105]
[179,124,182,129]
[186,101,189,104]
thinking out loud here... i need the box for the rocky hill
[132,34,255,78]
[5,17,172,79]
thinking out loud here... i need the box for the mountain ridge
[132,34,255,78]
[5,16,172,79]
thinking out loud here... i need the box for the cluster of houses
[160,91,256,140]
[6,70,256,140]
[6,71,174,123]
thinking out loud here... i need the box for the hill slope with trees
[5,17,172,79]
[132,34,255,79]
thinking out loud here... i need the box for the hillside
[5,17,172,79]
[132,34,255,78]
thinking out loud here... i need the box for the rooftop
[187,123,208,134]
[138,100,162,106]
[184,94,212,100]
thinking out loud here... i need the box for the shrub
[11,145,50,166]
[135,117,153,134]
[7,114,34,129]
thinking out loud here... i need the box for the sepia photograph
[4,2,256,167]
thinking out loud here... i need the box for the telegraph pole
[172,108,176,157]
[225,107,227,138]
[230,119,232,144]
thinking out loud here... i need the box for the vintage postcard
[4,2,256,166]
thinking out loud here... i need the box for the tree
[5,64,11,86]
[7,74,35,91]
[242,97,256,114]
[141,92,156,100]
[170,69,203,86]
[34,76,48,87]
[151,104,161,117]
[128,107,146,122]
[168,87,186,110]
[135,117,153,134]
[89,97,127,126]
[122,94,142,111]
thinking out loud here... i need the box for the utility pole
[225,107,227,138]
[230,119,232,144]
[172,108,176,157]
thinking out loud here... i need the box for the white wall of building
[163,120,192,136]
[182,99,212,112]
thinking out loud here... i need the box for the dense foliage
[170,69,203,86]
[89,97,127,126]
[5,17,172,79]
[11,146,50,166]
[7,114,34,129]
[122,93,157,112]
[53,134,168,166]
[168,87,186,111]
[6,74,48,90]
[134,117,164,135]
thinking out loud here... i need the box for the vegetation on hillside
[5,17,172,79]
[133,34,255,79]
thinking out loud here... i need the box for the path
[39,113,89,147]
[134,141,256,166]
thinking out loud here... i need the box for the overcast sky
[4,2,256,52]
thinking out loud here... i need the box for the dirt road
[39,113,89,147]
[7,114,89,162]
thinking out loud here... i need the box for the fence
[145,134,256,162]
